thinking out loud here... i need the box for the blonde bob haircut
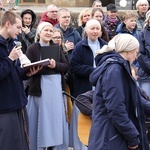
[78,8,92,26]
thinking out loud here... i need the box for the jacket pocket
[108,134,128,150]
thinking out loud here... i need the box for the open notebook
[23,45,60,70]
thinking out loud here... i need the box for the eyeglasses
[52,36,62,40]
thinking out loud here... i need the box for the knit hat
[35,22,53,42]
[107,3,118,12]
[85,19,101,31]
[96,34,139,54]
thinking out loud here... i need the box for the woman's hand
[128,145,138,149]
[65,40,74,51]
[48,59,56,69]
[22,26,30,34]
[26,66,43,77]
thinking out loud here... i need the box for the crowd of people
[1,0,150,150]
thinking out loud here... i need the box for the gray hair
[47,4,58,11]
[136,0,149,10]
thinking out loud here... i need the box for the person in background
[26,21,69,150]
[103,3,121,40]
[116,11,138,38]
[17,9,37,95]
[0,1,5,11]
[52,27,67,52]
[7,0,15,10]
[71,19,107,97]
[136,0,149,34]
[18,9,37,53]
[137,10,150,97]
[69,19,107,150]
[0,11,40,150]
[55,8,82,63]
[14,0,20,10]
[76,8,92,39]
[92,7,109,42]
[40,4,59,26]
[88,33,150,150]
[92,0,102,8]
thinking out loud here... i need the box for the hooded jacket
[88,51,150,150]
[0,35,28,113]
[18,9,37,53]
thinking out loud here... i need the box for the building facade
[3,0,132,9]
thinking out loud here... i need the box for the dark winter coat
[26,42,69,96]
[137,26,150,81]
[55,24,82,62]
[0,35,28,113]
[76,24,85,39]
[70,37,107,97]
[88,51,150,150]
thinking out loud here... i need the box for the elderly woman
[71,19,107,97]
[76,8,92,38]
[88,34,150,150]
[136,0,149,33]
[69,19,107,150]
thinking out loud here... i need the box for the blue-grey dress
[27,74,69,150]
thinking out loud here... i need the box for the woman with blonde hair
[88,33,150,150]
[76,8,92,38]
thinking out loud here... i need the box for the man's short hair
[92,0,102,7]
[0,11,21,27]
[58,8,70,17]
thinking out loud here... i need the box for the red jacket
[40,12,59,26]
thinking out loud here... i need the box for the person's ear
[5,21,11,28]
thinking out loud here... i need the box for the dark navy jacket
[55,24,82,62]
[137,26,150,81]
[116,22,138,39]
[70,37,107,97]
[88,52,150,150]
[0,35,28,113]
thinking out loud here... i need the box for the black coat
[26,42,69,96]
